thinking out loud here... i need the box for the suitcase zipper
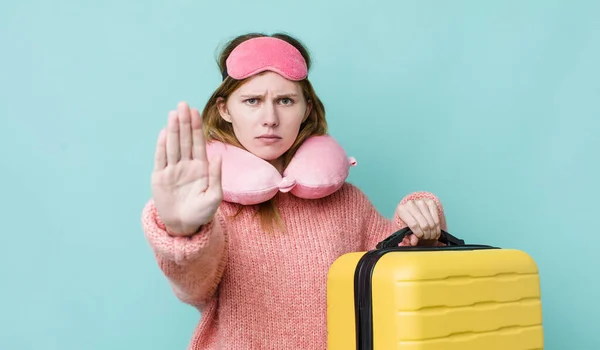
[354,248,389,350]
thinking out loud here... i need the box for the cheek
[284,110,306,131]
[228,106,253,129]
[227,116,252,142]
[283,104,306,122]
[231,121,254,141]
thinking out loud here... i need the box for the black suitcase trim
[353,227,498,350]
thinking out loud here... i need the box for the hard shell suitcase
[326,228,544,350]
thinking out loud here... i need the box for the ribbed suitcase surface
[326,228,544,350]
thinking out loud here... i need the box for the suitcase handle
[376,227,465,249]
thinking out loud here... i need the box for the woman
[141,32,448,349]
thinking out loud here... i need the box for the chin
[243,139,293,162]
[254,150,285,161]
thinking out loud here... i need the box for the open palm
[151,102,223,236]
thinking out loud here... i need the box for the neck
[268,157,284,174]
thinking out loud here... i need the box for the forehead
[234,71,302,95]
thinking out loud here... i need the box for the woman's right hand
[151,102,223,236]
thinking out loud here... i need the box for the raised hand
[151,102,223,236]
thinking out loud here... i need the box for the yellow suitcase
[327,228,544,350]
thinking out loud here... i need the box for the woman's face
[218,71,311,170]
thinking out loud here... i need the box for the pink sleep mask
[223,36,308,81]
[205,135,357,205]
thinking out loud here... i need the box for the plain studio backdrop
[1,0,598,349]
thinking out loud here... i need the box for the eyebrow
[239,93,299,98]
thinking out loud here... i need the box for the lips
[256,134,282,144]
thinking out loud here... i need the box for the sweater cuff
[141,200,217,265]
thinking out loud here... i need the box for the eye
[245,98,259,105]
[279,98,293,105]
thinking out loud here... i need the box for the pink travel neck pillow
[205,135,357,205]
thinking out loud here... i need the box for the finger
[166,111,181,164]
[178,102,193,160]
[425,199,441,239]
[208,154,223,197]
[407,201,433,239]
[399,235,411,246]
[409,234,419,246]
[397,204,424,239]
[154,128,167,171]
[191,108,208,162]
[415,199,436,240]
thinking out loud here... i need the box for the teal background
[1,0,598,349]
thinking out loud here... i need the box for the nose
[261,101,279,127]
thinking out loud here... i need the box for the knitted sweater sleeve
[361,190,448,250]
[141,199,228,308]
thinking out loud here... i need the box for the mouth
[256,135,282,139]
[256,134,282,144]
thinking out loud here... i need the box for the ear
[217,97,232,123]
[303,99,313,123]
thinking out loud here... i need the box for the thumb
[409,234,419,246]
[399,236,411,246]
[208,154,223,193]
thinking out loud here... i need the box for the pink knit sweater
[141,182,447,349]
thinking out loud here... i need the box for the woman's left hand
[396,198,441,246]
